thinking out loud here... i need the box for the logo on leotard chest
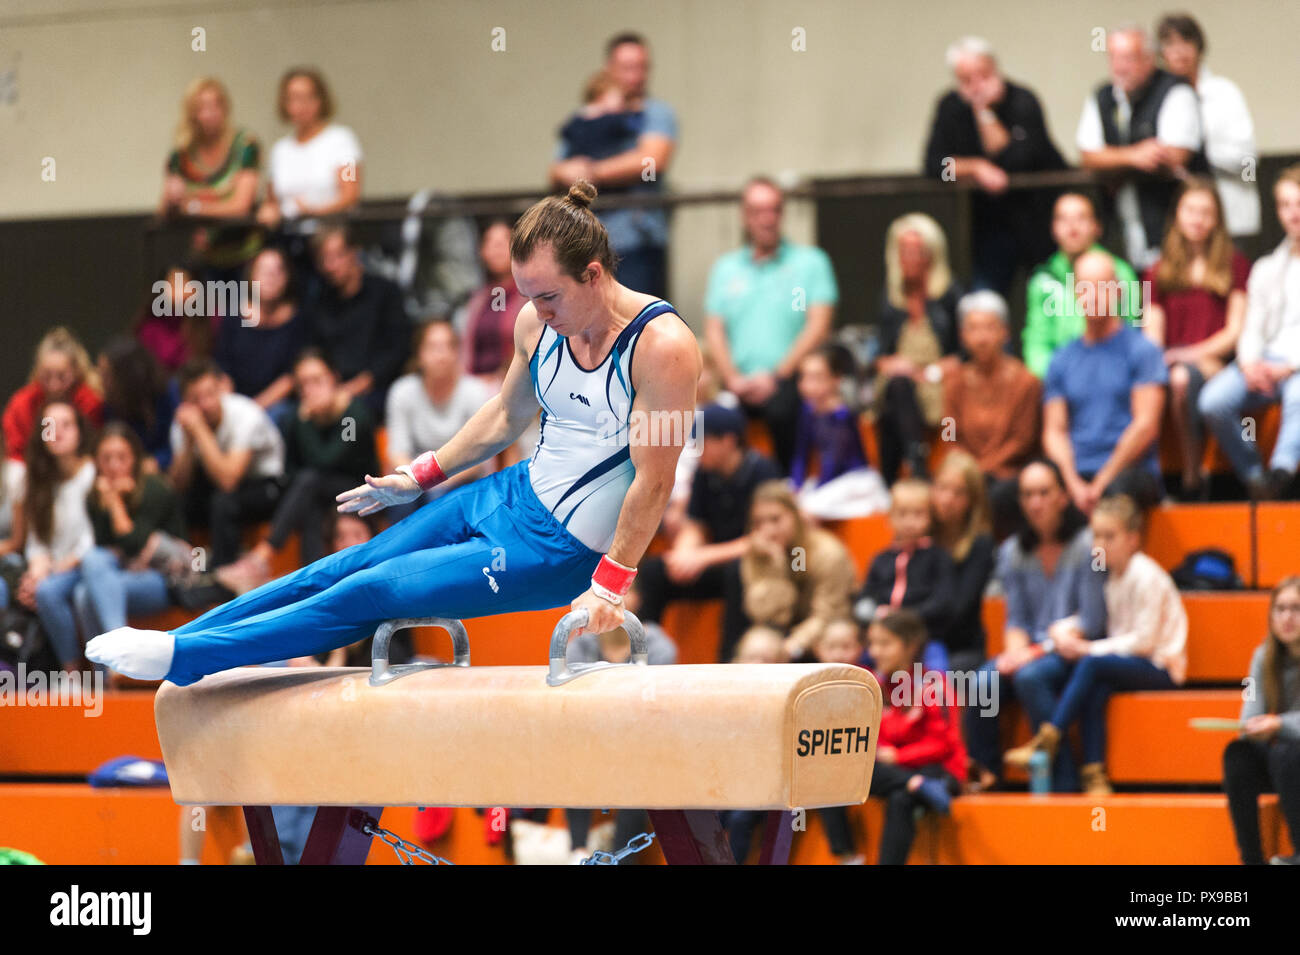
[569,392,591,407]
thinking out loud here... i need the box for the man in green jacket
[1023,192,1142,377]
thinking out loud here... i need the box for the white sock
[84,627,175,681]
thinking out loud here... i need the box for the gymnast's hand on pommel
[569,587,625,639]
[335,471,422,516]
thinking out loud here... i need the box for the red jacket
[871,665,968,781]
[3,381,104,460]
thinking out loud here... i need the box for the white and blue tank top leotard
[527,299,683,552]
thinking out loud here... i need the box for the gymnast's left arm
[570,317,702,637]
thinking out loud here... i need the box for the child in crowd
[813,618,869,864]
[557,71,640,165]
[866,609,967,865]
[1224,576,1300,865]
[731,625,786,664]
[855,478,954,670]
[790,345,889,519]
[1005,494,1187,795]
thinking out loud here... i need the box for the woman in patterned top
[158,76,262,277]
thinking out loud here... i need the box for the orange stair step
[1255,502,1300,589]
[1144,502,1252,586]
[0,690,160,775]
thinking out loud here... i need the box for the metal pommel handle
[547,608,649,686]
[370,617,470,686]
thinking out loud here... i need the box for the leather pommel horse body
[153,614,883,865]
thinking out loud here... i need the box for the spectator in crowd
[731,625,786,664]
[256,67,362,230]
[1023,192,1142,379]
[4,328,103,463]
[865,609,967,865]
[943,289,1041,537]
[384,320,494,516]
[873,213,963,483]
[558,70,642,172]
[1042,250,1167,516]
[1077,24,1206,271]
[215,349,378,594]
[637,403,780,662]
[1223,576,1300,866]
[963,459,1106,792]
[549,32,677,298]
[457,220,526,392]
[790,344,888,519]
[16,400,95,672]
[158,76,262,280]
[214,246,306,430]
[168,358,286,567]
[1142,178,1249,500]
[741,480,855,662]
[564,579,676,864]
[1005,494,1187,796]
[310,224,411,418]
[930,450,996,672]
[75,424,184,671]
[704,177,838,472]
[1199,165,1300,501]
[660,348,736,540]
[923,36,1065,295]
[1157,13,1261,240]
[854,478,954,671]
[97,337,179,474]
[134,263,219,374]
[812,618,869,863]
[0,429,24,572]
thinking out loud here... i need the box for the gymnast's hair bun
[566,179,598,208]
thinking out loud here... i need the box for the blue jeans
[963,652,1079,791]
[1049,654,1175,764]
[1198,360,1300,481]
[34,568,84,666]
[73,546,171,639]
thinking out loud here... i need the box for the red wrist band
[593,554,637,596]
[407,450,447,491]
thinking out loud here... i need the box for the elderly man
[942,290,1042,535]
[1042,251,1167,515]
[1077,24,1207,271]
[704,177,838,471]
[549,32,677,298]
[924,36,1066,296]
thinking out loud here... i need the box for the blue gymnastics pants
[166,461,603,686]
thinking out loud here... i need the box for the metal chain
[363,820,455,865]
[581,830,656,865]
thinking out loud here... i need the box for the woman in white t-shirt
[256,68,363,231]
[13,400,96,670]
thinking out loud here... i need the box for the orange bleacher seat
[824,513,892,580]
[1158,398,1280,476]
[0,691,161,775]
[1144,502,1253,586]
[1106,690,1240,784]
[1255,502,1300,589]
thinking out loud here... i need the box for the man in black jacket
[924,36,1066,298]
[310,224,412,417]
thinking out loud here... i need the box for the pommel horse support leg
[154,615,882,865]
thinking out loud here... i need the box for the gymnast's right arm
[336,306,543,516]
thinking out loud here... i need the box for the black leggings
[869,761,958,865]
[876,375,928,484]
[267,469,359,565]
[636,556,748,662]
[1223,737,1300,864]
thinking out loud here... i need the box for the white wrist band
[590,580,623,605]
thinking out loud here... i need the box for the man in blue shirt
[550,32,677,299]
[703,177,839,471]
[1042,250,1167,514]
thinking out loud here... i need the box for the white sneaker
[85,627,175,681]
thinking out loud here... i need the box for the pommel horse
[154,611,882,865]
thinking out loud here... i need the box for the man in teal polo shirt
[704,177,839,470]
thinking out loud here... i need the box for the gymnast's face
[513,244,601,336]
